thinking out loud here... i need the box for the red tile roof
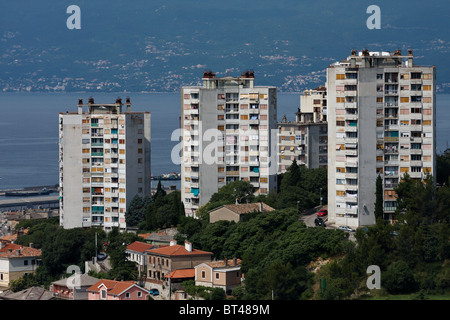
[126,241,155,253]
[164,269,195,279]
[87,279,148,296]
[0,243,41,258]
[0,234,17,242]
[146,244,212,257]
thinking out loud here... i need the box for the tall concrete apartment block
[59,97,151,231]
[327,49,436,227]
[278,86,328,173]
[181,71,277,217]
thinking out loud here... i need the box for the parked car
[150,289,159,296]
[314,217,326,227]
[97,252,107,261]
[338,225,355,232]
[317,209,328,217]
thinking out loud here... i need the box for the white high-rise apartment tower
[59,97,151,231]
[180,71,278,217]
[327,49,436,227]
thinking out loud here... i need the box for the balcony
[345,184,358,191]
[384,137,399,142]
[344,102,357,109]
[91,152,104,157]
[345,207,358,215]
[384,183,398,189]
[384,171,399,177]
[345,149,358,156]
[345,172,358,179]
[384,125,399,131]
[410,137,422,143]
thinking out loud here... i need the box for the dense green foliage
[12,221,141,291]
[315,174,450,299]
[9,156,450,299]
[177,206,349,299]
[181,280,226,300]
[437,149,450,186]
[375,175,384,221]
[126,182,185,232]
[259,160,327,211]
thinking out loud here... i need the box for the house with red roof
[87,279,149,300]
[146,241,212,284]
[125,241,163,277]
[0,242,41,289]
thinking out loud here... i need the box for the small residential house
[51,273,100,300]
[144,232,174,246]
[0,242,41,288]
[87,279,149,300]
[164,268,195,285]
[146,241,212,283]
[195,258,242,294]
[209,202,275,223]
[125,241,161,277]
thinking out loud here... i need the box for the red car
[317,209,328,217]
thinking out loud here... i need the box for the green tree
[374,174,384,221]
[145,190,183,231]
[105,228,140,281]
[125,194,150,227]
[436,149,450,186]
[209,180,255,206]
[280,159,301,190]
[395,173,437,225]
[383,260,418,294]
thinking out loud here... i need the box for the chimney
[233,257,237,266]
[29,243,34,248]
[126,97,131,112]
[15,249,21,256]
[408,49,413,67]
[78,99,83,114]
[185,241,192,252]
[224,257,228,267]
[0,241,4,249]
[350,51,356,68]
[170,239,176,246]
[259,202,263,212]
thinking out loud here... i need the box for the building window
[126,292,131,299]
[201,271,206,279]
[215,273,219,279]
[138,291,142,298]
[101,290,106,299]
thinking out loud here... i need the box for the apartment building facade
[327,49,436,227]
[59,98,151,231]
[180,71,278,217]
[278,86,328,173]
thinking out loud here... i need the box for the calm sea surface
[0,92,449,190]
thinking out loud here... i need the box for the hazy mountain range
[1,0,449,93]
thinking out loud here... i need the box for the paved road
[300,205,327,227]
[299,206,356,241]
